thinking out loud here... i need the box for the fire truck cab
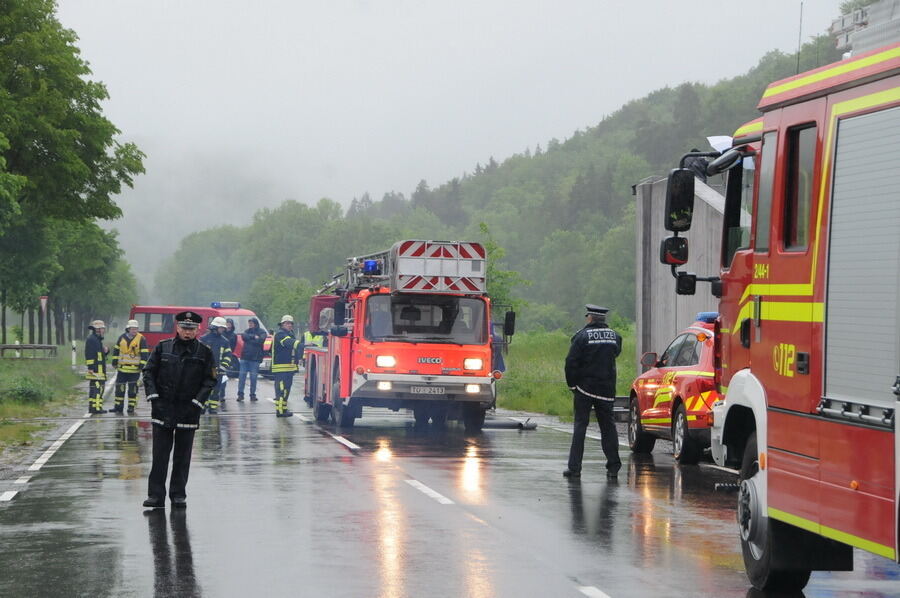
[303,240,515,432]
[661,44,900,591]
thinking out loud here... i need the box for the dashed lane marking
[265,398,359,452]
[14,477,30,485]
[549,426,630,448]
[701,463,738,475]
[405,479,454,505]
[578,586,612,598]
[0,491,18,502]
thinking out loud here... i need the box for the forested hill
[156,35,841,331]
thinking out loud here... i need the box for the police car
[627,312,721,464]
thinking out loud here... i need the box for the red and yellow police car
[627,312,720,464]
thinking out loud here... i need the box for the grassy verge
[0,353,83,450]
[497,324,636,420]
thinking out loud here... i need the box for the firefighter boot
[219,399,227,412]
[109,398,125,414]
[275,399,293,418]
[207,398,219,415]
[127,383,138,414]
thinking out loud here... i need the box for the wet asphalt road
[1,378,899,598]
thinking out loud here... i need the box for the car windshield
[364,294,487,345]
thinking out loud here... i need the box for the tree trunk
[27,307,34,344]
[55,304,64,345]
[38,304,44,344]
[1,289,6,345]
[67,305,73,345]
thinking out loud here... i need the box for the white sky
[55,0,843,282]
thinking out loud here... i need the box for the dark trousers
[88,379,105,411]
[114,371,140,409]
[567,392,621,473]
[148,425,196,501]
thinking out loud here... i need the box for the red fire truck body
[662,44,900,590]
[303,240,513,432]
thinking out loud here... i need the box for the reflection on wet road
[0,378,898,597]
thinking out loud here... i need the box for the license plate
[411,386,445,395]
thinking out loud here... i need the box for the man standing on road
[85,320,109,414]
[272,314,301,418]
[110,319,149,414]
[237,317,266,402]
[199,317,233,414]
[142,311,216,509]
[563,304,623,479]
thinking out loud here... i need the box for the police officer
[85,320,108,414]
[563,304,623,479]
[110,319,150,414]
[142,311,217,509]
[272,315,301,417]
[199,316,234,414]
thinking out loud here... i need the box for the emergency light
[211,301,240,309]
[363,260,381,275]
[696,311,718,323]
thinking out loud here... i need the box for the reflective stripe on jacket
[112,332,149,373]
[272,329,300,373]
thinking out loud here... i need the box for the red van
[129,302,268,374]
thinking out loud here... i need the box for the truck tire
[672,403,700,464]
[739,432,811,591]
[413,406,430,426]
[331,372,355,428]
[430,403,448,427]
[312,397,330,423]
[628,397,656,453]
[463,403,486,433]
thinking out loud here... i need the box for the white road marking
[0,491,18,502]
[701,463,738,475]
[329,434,361,451]
[27,420,85,472]
[405,479,454,505]
[578,586,611,598]
[14,477,30,485]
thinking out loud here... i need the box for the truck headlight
[376,355,396,368]
[463,358,483,370]
[465,384,480,394]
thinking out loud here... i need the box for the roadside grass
[0,354,83,449]
[497,324,636,421]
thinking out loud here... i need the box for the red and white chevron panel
[396,241,486,259]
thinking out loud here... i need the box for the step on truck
[303,240,515,432]
[660,42,900,591]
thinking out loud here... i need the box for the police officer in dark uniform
[563,304,623,479]
[142,311,217,509]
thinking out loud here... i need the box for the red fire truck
[660,43,900,591]
[302,240,515,432]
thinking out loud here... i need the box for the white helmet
[280,314,294,324]
[126,319,139,329]
[210,316,228,328]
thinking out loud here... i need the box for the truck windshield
[365,295,487,345]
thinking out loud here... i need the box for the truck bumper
[351,372,495,403]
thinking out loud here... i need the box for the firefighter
[563,304,623,479]
[142,311,217,509]
[272,314,301,417]
[237,317,266,402]
[199,317,233,414]
[110,319,149,414]
[85,320,109,414]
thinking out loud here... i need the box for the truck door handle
[740,318,752,348]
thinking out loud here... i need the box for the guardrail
[0,344,58,359]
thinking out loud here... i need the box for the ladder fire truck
[302,240,515,432]
[661,43,900,591]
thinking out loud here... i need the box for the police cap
[175,311,202,328]
[584,304,609,317]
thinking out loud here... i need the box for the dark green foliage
[2,376,48,403]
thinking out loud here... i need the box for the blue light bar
[696,311,719,323]
[211,301,240,309]
[363,259,380,274]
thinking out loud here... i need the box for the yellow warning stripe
[769,507,895,560]
[642,416,697,425]
[762,45,900,100]
[733,118,763,138]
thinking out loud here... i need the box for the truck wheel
[673,404,700,464]
[413,406,430,426]
[463,404,486,433]
[331,372,354,428]
[312,398,330,423]
[628,397,656,453]
[739,432,811,591]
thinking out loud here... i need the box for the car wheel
[739,432,812,591]
[673,404,700,464]
[628,397,656,453]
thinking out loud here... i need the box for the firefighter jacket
[240,322,267,362]
[143,336,217,430]
[302,330,324,349]
[199,330,234,374]
[564,322,622,400]
[272,328,301,373]
[111,332,149,374]
[85,332,107,381]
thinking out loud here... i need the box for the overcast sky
[55,0,842,286]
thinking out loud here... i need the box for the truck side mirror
[659,236,688,266]
[706,148,742,176]
[676,272,697,295]
[665,169,695,232]
[503,311,516,336]
[640,352,658,369]
[334,301,346,326]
